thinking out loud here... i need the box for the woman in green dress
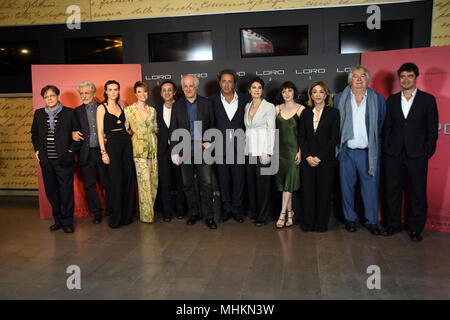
[124,81,158,223]
[275,81,305,228]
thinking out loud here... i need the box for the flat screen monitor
[340,20,413,54]
[149,31,213,62]
[241,26,308,58]
[65,36,123,64]
[0,40,39,76]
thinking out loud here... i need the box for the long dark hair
[103,80,121,104]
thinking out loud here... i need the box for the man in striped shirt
[31,85,81,233]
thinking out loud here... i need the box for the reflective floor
[0,196,449,300]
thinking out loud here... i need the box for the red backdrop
[362,46,450,233]
[31,64,142,219]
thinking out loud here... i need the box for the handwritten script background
[0,97,37,190]
[0,1,448,46]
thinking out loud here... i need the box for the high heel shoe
[276,212,286,229]
[286,210,295,227]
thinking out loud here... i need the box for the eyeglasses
[44,94,57,99]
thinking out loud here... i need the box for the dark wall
[0,1,433,93]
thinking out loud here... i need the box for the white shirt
[312,107,324,132]
[221,92,239,121]
[347,91,369,149]
[163,103,172,128]
[401,88,417,119]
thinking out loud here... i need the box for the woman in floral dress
[125,81,158,223]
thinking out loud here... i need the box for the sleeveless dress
[275,109,300,192]
[125,103,158,223]
[103,104,136,228]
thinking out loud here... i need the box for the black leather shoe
[345,222,356,232]
[63,225,74,233]
[382,227,402,237]
[187,216,199,226]
[206,218,217,229]
[49,222,62,231]
[367,224,381,236]
[254,220,267,227]
[233,215,244,223]
[163,216,172,222]
[410,231,423,242]
[93,218,101,224]
[176,213,185,219]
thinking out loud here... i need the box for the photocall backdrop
[31,64,142,219]
[32,49,449,232]
[362,46,450,233]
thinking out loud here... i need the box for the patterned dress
[125,103,158,223]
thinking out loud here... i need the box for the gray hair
[347,65,371,84]
[77,81,96,93]
[181,74,200,88]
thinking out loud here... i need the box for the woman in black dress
[96,80,136,228]
[298,81,340,232]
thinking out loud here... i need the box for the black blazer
[298,106,340,167]
[382,89,439,159]
[155,102,171,157]
[74,103,96,166]
[31,106,81,168]
[169,95,215,153]
[211,92,247,157]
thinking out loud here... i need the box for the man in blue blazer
[382,63,439,241]
[211,69,247,223]
[334,65,386,236]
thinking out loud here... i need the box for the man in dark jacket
[211,69,247,223]
[382,62,439,241]
[31,85,81,233]
[71,81,109,224]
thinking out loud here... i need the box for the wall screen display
[149,31,213,62]
[340,20,412,54]
[241,26,308,58]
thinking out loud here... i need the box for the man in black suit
[31,85,81,233]
[382,62,439,241]
[211,69,247,223]
[71,81,109,224]
[169,74,217,229]
[155,80,186,222]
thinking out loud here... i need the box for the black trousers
[216,162,245,218]
[300,164,335,232]
[180,161,214,220]
[105,136,136,228]
[158,151,185,218]
[384,151,429,233]
[80,148,110,219]
[41,159,74,226]
[246,156,272,223]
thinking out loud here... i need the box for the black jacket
[211,92,247,159]
[169,95,215,154]
[298,106,340,167]
[382,89,439,159]
[31,106,81,168]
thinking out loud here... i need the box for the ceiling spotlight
[20,49,29,54]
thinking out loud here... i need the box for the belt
[350,148,368,151]
[89,147,100,150]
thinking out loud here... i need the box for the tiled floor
[0,196,449,300]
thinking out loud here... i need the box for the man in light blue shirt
[334,65,386,236]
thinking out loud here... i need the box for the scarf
[44,102,63,133]
[337,86,379,176]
